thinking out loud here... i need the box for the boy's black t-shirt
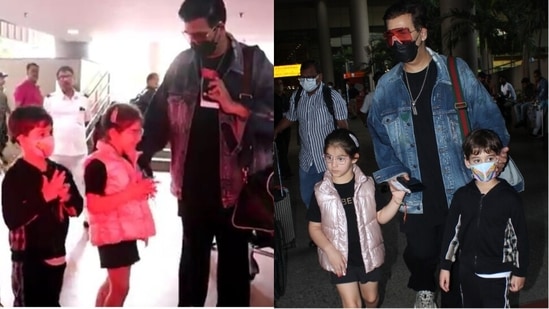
[307,178,364,267]
[1,158,84,262]
[182,50,233,212]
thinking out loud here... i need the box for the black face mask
[191,27,220,56]
[192,40,217,56]
[391,41,419,63]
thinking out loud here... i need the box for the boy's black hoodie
[1,158,83,262]
[440,179,529,277]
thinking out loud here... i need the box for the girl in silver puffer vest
[307,128,406,308]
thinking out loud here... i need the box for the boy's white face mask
[470,161,497,182]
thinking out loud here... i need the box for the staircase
[151,146,171,172]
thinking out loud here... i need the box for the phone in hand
[396,176,425,192]
[201,68,219,102]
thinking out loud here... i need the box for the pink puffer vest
[314,165,385,273]
[84,141,156,246]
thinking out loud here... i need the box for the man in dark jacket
[137,0,273,306]
[131,73,159,115]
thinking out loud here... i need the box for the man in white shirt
[497,75,517,124]
[44,66,91,225]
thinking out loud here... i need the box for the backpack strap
[294,87,303,110]
[322,85,337,129]
[236,46,255,169]
[240,46,254,103]
[447,56,470,139]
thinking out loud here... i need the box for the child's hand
[389,181,407,202]
[509,275,525,292]
[58,184,71,203]
[439,269,451,292]
[131,178,157,200]
[42,170,66,202]
[326,246,347,277]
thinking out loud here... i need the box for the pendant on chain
[411,101,418,115]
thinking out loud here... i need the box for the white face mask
[470,161,497,182]
[299,77,318,92]
[32,136,55,158]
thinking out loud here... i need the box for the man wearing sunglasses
[367,2,510,308]
[137,0,273,306]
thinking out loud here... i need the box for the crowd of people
[274,1,539,308]
[0,0,274,307]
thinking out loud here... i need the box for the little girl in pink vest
[307,129,406,308]
[84,103,157,306]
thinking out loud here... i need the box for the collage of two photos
[0,0,547,308]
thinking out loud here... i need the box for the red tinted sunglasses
[383,28,418,47]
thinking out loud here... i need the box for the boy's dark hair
[178,0,227,27]
[146,73,158,83]
[26,62,39,71]
[8,106,53,143]
[98,103,143,139]
[462,129,503,159]
[56,65,74,77]
[300,60,322,74]
[324,128,360,157]
[383,1,427,31]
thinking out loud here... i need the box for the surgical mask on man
[299,77,318,92]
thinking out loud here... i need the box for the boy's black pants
[12,258,66,307]
[460,262,510,308]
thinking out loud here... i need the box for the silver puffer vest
[314,165,385,273]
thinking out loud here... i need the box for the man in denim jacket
[368,2,510,308]
[137,0,273,306]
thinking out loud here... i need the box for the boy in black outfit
[1,106,83,307]
[439,129,528,308]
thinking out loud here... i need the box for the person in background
[274,79,292,178]
[368,2,510,307]
[13,63,44,107]
[327,81,334,88]
[0,71,10,166]
[440,129,528,308]
[531,69,548,137]
[513,77,536,128]
[44,65,92,228]
[2,106,83,306]
[131,73,159,115]
[497,75,517,124]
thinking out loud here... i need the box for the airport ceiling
[0,0,273,43]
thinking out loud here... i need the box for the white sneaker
[414,290,437,308]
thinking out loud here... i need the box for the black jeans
[14,259,66,306]
[403,224,462,308]
[178,200,251,307]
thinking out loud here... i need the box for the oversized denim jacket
[139,34,273,208]
[367,48,510,214]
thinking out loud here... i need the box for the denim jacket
[367,48,510,214]
[139,34,273,208]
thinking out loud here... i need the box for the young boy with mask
[1,106,83,306]
[439,129,528,308]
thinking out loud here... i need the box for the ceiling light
[67,29,79,35]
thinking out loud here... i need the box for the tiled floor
[0,172,274,307]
